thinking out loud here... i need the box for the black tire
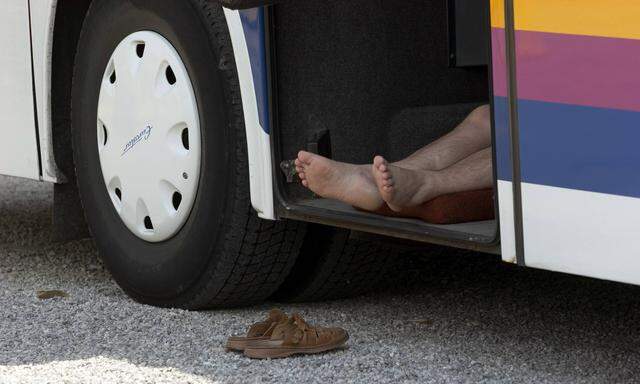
[71,0,305,309]
[275,224,396,302]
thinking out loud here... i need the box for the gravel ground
[1,175,640,384]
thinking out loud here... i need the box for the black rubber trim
[446,0,457,67]
[265,6,282,213]
[504,0,525,265]
[487,8,501,247]
[27,0,43,178]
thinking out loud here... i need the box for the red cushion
[371,188,495,224]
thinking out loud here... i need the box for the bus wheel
[274,225,396,302]
[71,0,305,308]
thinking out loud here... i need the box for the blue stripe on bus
[239,8,270,134]
[494,96,512,181]
[518,99,640,198]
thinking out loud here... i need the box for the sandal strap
[247,308,286,337]
[271,313,343,347]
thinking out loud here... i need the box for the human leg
[295,105,492,210]
[395,104,491,171]
[372,147,493,212]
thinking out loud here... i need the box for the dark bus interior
[268,0,497,251]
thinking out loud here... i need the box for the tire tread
[276,226,395,302]
[180,1,305,308]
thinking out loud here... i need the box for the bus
[1,0,637,308]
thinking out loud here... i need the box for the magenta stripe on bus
[514,30,640,113]
[490,27,512,182]
[491,27,508,98]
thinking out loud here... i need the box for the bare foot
[296,151,384,211]
[372,155,437,212]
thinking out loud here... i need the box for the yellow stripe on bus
[490,0,505,29]
[491,0,640,40]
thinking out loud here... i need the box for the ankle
[416,170,439,202]
[356,164,376,184]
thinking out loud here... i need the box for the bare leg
[395,105,491,171]
[295,104,491,210]
[295,151,383,211]
[373,148,493,212]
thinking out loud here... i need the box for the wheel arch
[222,8,276,220]
[49,0,94,241]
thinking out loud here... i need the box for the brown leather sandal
[225,309,288,351]
[244,313,349,359]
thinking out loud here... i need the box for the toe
[371,163,378,175]
[302,180,309,188]
[298,172,306,180]
[298,150,313,164]
[373,155,385,167]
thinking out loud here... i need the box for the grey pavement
[1,175,640,384]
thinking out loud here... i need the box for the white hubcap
[97,31,201,242]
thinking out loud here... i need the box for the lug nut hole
[144,216,153,230]
[181,128,189,150]
[136,43,145,58]
[102,124,108,146]
[166,66,176,85]
[172,192,182,211]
